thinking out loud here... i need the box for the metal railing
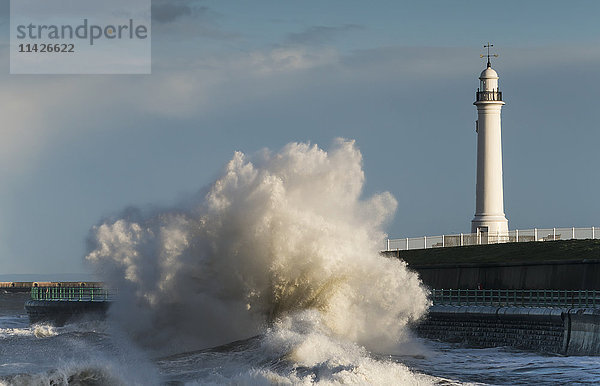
[385,226,599,251]
[432,289,600,308]
[31,286,113,302]
[1,281,102,289]
[476,90,502,101]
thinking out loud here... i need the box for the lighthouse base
[471,215,509,239]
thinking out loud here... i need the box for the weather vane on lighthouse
[481,42,498,68]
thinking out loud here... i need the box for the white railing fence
[385,226,599,251]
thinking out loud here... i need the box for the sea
[2,292,600,385]
[3,142,600,385]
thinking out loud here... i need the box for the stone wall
[566,308,600,355]
[417,305,600,355]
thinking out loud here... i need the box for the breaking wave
[0,324,58,340]
[85,139,431,383]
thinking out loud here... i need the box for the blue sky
[0,0,599,276]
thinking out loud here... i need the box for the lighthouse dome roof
[480,66,499,79]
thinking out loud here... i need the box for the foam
[86,139,430,365]
[0,324,58,340]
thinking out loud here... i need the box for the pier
[417,289,600,355]
[392,240,600,355]
[1,281,103,293]
[23,284,112,326]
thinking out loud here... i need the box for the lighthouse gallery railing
[476,90,503,101]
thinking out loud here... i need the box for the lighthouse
[471,44,509,238]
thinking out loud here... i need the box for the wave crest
[86,140,429,354]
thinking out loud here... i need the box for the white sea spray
[85,139,431,383]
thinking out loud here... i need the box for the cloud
[0,43,342,177]
[2,42,599,179]
[131,46,341,118]
[285,24,364,46]
[152,4,194,24]
[151,0,207,24]
[242,47,339,74]
[150,0,239,40]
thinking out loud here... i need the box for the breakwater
[412,259,600,290]
[385,239,600,290]
[25,299,110,325]
[417,305,600,355]
[24,286,112,325]
[417,289,600,355]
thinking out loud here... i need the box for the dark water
[397,342,600,385]
[1,292,600,385]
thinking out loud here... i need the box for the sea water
[2,140,599,385]
[2,292,600,385]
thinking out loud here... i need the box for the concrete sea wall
[410,260,600,290]
[417,305,600,355]
[567,308,600,355]
[384,239,600,290]
[25,300,110,326]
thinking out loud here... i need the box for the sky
[0,0,599,276]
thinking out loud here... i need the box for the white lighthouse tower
[471,43,509,238]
